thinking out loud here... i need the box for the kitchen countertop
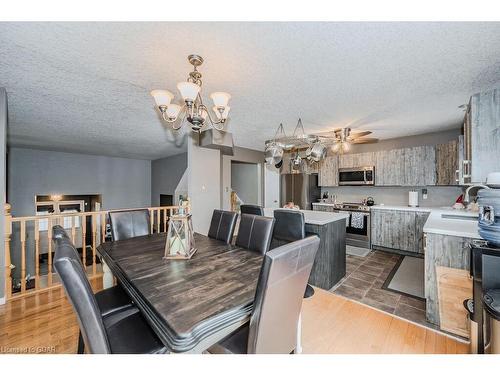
[263,208,349,226]
[312,201,480,238]
[423,208,480,239]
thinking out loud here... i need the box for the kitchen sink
[441,214,478,221]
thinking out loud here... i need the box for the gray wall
[222,146,265,210]
[0,89,7,302]
[231,162,259,205]
[321,129,464,207]
[151,152,187,206]
[8,147,151,216]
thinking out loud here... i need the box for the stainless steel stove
[330,202,371,248]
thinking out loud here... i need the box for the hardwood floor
[0,278,468,354]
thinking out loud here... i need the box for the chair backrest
[52,225,111,354]
[247,235,320,354]
[235,214,275,255]
[109,209,150,241]
[240,205,264,216]
[272,209,306,243]
[207,209,239,244]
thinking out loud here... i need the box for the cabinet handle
[463,160,471,178]
[455,169,460,183]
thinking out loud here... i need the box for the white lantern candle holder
[163,214,197,260]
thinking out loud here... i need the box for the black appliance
[468,241,500,353]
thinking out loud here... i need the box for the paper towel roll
[409,191,419,207]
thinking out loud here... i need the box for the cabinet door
[404,146,436,186]
[375,149,405,186]
[436,140,459,185]
[371,210,417,252]
[470,88,500,184]
[339,152,375,169]
[318,155,338,186]
[415,211,430,254]
[338,154,354,168]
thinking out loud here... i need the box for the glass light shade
[210,92,231,108]
[151,90,174,107]
[165,104,182,120]
[212,106,230,120]
[177,82,200,102]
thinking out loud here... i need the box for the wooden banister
[4,204,181,301]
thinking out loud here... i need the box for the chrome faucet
[463,184,490,205]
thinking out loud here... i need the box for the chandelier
[151,55,231,132]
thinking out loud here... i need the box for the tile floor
[331,249,436,329]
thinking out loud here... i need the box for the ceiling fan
[316,128,379,153]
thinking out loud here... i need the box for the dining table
[97,232,264,353]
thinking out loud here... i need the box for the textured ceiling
[1,22,499,160]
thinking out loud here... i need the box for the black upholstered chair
[240,205,264,216]
[53,226,166,354]
[53,225,133,319]
[235,214,275,255]
[108,209,150,241]
[207,209,238,244]
[271,209,315,298]
[208,236,320,354]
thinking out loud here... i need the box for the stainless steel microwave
[338,166,375,186]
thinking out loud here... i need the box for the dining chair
[108,209,150,241]
[53,226,166,354]
[207,209,238,244]
[235,214,275,255]
[240,204,264,216]
[53,225,133,318]
[271,209,315,298]
[208,235,320,354]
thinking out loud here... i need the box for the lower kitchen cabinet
[371,209,430,254]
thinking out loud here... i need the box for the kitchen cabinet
[415,211,430,254]
[371,209,430,254]
[436,140,459,185]
[318,155,339,186]
[338,152,375,169]
[279,152,292,174]
[425,232,472,335]
[374,149,405,186]
[371,209,416,252]
[459,88,500,184]
[404,146,436,186]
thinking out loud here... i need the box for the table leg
[102,259,113,289]
[295,313,302,354]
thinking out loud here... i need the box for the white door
[264,164,280,208]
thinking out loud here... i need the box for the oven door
[335,209,371,248]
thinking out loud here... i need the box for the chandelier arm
[200,104,224,125]
[171,107,187,130]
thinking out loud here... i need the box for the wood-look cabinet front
[436,140,459,185]
[318,155,339,186]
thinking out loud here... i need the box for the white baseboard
[0,296,5,305]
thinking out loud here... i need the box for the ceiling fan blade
[348,131,372,139]
[351,138,379,144]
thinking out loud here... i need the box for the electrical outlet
[422,188,428,200]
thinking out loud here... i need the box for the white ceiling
[1,22,499,160]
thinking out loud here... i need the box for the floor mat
[346,245,371,257]
[383,256,425,299]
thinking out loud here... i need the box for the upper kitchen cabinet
[404,146,436,186]
[375,148,405,186]
[318,155,339,186]
[338,152,375,169]
[436,139,459,185]
[461,88,500,184]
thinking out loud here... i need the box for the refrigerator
[280,173,321,210]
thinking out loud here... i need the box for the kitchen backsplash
[320,186,464,207]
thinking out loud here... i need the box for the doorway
[231,161,261,211]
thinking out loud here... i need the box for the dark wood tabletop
[97,232,264,352]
